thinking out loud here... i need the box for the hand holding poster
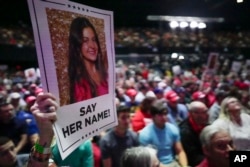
[27,0,117,159]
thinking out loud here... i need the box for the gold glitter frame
[46,8,108,106]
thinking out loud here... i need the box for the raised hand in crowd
[27,92,58,167]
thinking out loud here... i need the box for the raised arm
[27,92,58,167]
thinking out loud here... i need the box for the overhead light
[180,21,188,28]
[179,55,185,60]
[171,53,178,59]
[147,15,224,23]
[169,21,179,28]
[190,21,198,28]
[237,0,243,3]
[198,22,206,29]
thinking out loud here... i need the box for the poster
[24,67,37,83]
[206,52,219,71]
[231,61,242,73]
[27,0,117,159]
[172,65,182,76]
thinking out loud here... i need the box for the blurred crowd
[1,22,250,167]
[115,28,250,48]
[0,52,250,166]
[1,26,250,49]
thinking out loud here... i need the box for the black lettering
[92,103,97,112]
[85,117,91,127]
[76,121,82,131]
[97,112,104,120]
[62,121,83,138]
[103,109,110,118]
[62,126,70,138]
[80,107,85,116]
[70,123,76,134]
[92,114,98,124]
[86,105,92,115]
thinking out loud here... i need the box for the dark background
[0,0,249,69]
[0,0,249,30]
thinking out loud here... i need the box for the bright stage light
[198,22,206,29]
[169,21,179,28]
[179,55,185,60]
[171,53,178,59]
[190,21,198,28]
[180,21,188,28]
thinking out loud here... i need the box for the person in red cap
[165,90,188,126]
[25,96,37,112]
[201,82,216,108]
[191,91,207,106]
[125,88,140,113]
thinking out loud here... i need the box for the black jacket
[179,118,204,167]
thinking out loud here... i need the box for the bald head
[189,101,207,113]
[189,101,208,126]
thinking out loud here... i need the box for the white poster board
[172,65,182,75]
[27,0,117,159]
[206,52,219,72]
[246,60,250,66]
[24,67,37,83]
[231,61,242,73]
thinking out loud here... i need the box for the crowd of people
[115,27,250,48]
[0,54,250,167]
[1,25,250,49]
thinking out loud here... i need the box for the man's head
[200,125,234,167]
[0,137,17,166]
[189,101,208,126]
[9,92,21,108]
[126,88,137,102]
[0,101,15,124]
[116,105,131,130]
[150,100,168,129]
[165,90,179,108]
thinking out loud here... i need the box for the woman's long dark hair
[68,17,107,103]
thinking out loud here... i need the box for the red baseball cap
[192,91,206,100]
[126,88,137,97]
[165,90,180,102]
[26,96,36,104]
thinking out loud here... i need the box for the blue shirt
[139,122,180,164]
[100,129,139,167]
[167,103,188,126]
[16,110,39,135]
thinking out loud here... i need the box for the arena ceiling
[0,0,249,30]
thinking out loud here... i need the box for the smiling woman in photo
[68,17,108,103]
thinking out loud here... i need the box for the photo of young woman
[68,17,108,103]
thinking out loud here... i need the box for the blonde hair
[219,96,241,119]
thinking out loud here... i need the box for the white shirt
[212,112,250,150]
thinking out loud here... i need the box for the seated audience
[0,136,29,167]
[139,100,188,167]
[164,90,188,125]
[120,146,161,167]
[179,101,208,166]
[100,104,139,167]
[131,96,156,132]
[27,92,93,167]
[208,89,228,124]
[212,96,250,150]
[0,101,28,154]
[197,124,234,167]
